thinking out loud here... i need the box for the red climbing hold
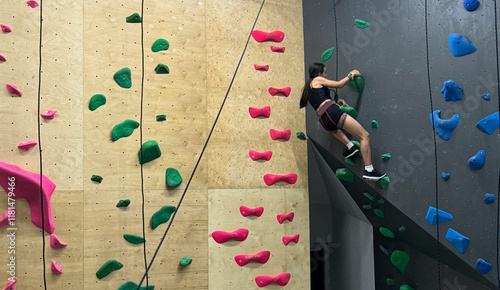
[277,212,294,224]
[255,273,291,287]
[18,141,37,150]
[270,46,285,53]
[269,129,291,141]
[0,161,56,233]
[249,106,271,118]
[251,30,285,43]
[26,1,39,8]
[51,260,63,274]
[268,87,291,97]
[282,234,300,245]
[50,234,67,249]
[235,250,270,266]
[263,173,297,186]
[41,110,57,119]
[0,207,14,228]
[1,25,11,33]
[254,64,269,71]
[0,54,6,62]
[249,150,272,161]
[211,228,249,244]
[6,84,22,97]
[239,206,264,217]
[3,277,16,290]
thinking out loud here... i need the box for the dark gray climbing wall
[303,0,500,289]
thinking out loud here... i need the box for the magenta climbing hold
[3,277,16,290]
[255,273,291,287]
[1,25,11,33]
[282,234,300,245]
[211,228,249,244]
[50,234,67,249]
[249,106,271,118]
[277,212,294,224]
[239,206,264,217]
[251,30,284,43]
[0,161,56,233]
[270,46,285,53]
[254,64,269,71]
[249,150,272,161]
[51,260,63,274]
[40,110,56,119]
[234,250,270,266]
[269,129,291,141]
[26,1,39,8]
[268,86,291,97]
[448,33,476,57]
[430,110,459,141]
[17,141,37,150]
[0,207,14,228]
[468,150,485,170]
[0,54,6,61]
[476,112,499,135]
[263,173,297,186]
[6,84,22,97]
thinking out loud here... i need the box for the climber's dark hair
[300,63,325,108]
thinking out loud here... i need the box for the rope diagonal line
[136,0,267,287]
[494,0,500,287]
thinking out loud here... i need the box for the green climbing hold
[374,208,384,218]
[390,250,409,273]
[152,38,169,52]
[399,226,406,232]
[378,198,384,205]
[138,140,161,164]
[166,168,182,187]
[363,192,375,201]
[296,132,307,140]
[116,199,130,208]
[114,67,132,89]
[380,176,390,188]
[151,205,176,229]
[371,120,379,128]
[112,119,140,141]
[96,259,123,279]
[118,281,155,290]
[386,278,394,286]
[156,114,166,121]
[354,19,370,29]
[335,168,354,182]
[155,64,170,74]
[89,94,106,111]
[126,13,142,23]
[344,158,355,165]
[382,153,391,161]
[379,245,389,256]
[179,257,192,266]
[91,175,103,183]
[347,76,364,92]
[340,105,358,119]
[351,141,361,156]
[321,47,334,62]
[123,234,145,244]
[379,227,395,238]
[400,285,415,290]
[362,204,372,210]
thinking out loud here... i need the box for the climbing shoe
[362,169,386,181]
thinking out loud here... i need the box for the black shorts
[319,104,347,132]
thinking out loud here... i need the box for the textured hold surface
[321,47,334,61]
[234,250,270,266]
[442,172,451,181]
[263,173,297,185]
[154,64,170,74]
[114,67,132,88]
[126,12,142,23]
[138,140,161,164]
[362,205,372,210]
[1,24,12,32]
[386,278,394,286]
[249,106,271,118]
[340,105,358,119]
[270,46,285,53]
[0,54,6,61]
[255,273,291,287]
[282,234,300,245]
[166,168,183,187]
[296,132,306,140]
[464,0,480,12]
[379,245,389,256]
[425,206,453,225]
[41,110,57,119]
[90,175,103,183]
[430,110,460,140]
[152,38,169,52]
[354,19,370,28]
[400,285,415,290]
[0,207,13,228]
[156,114,166,121]
[51,260,63,274]
[50,234,67,249]
[151,205,176,229]
[380,176,390,188]
[277,212,294,224]
[476,258,492,274]
[448,33,477,57]
[374,209,384,218]
[212,228,249,243]
[382,153,391,161]
[254,64,269,71]
[446,228,470,254]
[18,141,37,150]
[476,112,499,135]
[179,257,192,266]
[468,150,485,170]
[27,1,39,8]
[390,250,409,273]
[249,150,272,161]
[251,30,285,42]
[268,87,291,97]
[88,94,106,111]
[347,76,364,92]
[379,227,395,238]
[270,129,291,141]
[3,277,16,290]
[6,84,22,96]
[371,120,379,128]
[96,259,123,279]
[441,80,463,102]
[116,199,130,207]
[117,282,154,290]
[363,192,375,201]
[239,206,264,217]
[484,193,495,204]
[481,93,490,100]
[335,168,354,182]
[123,234,145,244]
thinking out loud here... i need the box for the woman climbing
[300,63,386,181]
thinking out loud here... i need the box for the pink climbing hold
[282,234,300,245]
[255,273,291,287]
[50,234,67,249]
[26,1,39,8]
[1,25,11,33]
[249,150,272,161]
[6,84,22,97]
[0,161,56,233]
[0,207,14,228]
[254,64,269,71]
[235,250,270,266]
[270,46,285,53]
[211,228,249,244]
[3,277,16,290]
[249,106,271,118]
[277,212,294,224]
[0,54,6,62]
[51,260,63,274]
[18,141,37,150]
[268,87,291,97]
[263,173,297,186]
[40,110,57,119]
[269,129,291,141]
[239,206,264,217]
[251,30,285,43]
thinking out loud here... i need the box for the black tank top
[308,86,331,110]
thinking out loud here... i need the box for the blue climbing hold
[463,0,480,11]
[468,150,485,170]
[430,110,460,141]
[484,193,495,204]
[481,93,490,100]
[445,228,469,254]
[475,259,492,274]
[441,80,463,102]
[448,33,477,57]
[425,206,453,225]
[476,112,499,135]
[442,172,450,181]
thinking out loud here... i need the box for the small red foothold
[251,30,285,43]
[270,46,285,53]
[249,150,272,161]
[268,87,291,97]
[41,110,57,119]
[254,64,269,71]
[263,173,297,186]
[211,228,249,244]
[27,1,39,8]
[249,106,271,118]
[234,250,270,266]
[51,260,63,274]
[1,25,11,33]
[277,212,294,224]
[3,277,17,290]
[50,234,67,249]
[0,54,6,62]
[269,129,291,141]
[6,84,22,97]
[282,234,300,245]
[18,141,37,150]
[239,206,264,217]
[255,273,291,287]
[0,207,14,228]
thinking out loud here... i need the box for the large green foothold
[362,204,372,210]
[390,250,409,273]
[152,38,169,52]
[91,175,103,183]
[118,282,155,290]
[399,226,406,232]
[374,208,384,218]
[400,285,415,290]
[166,168,183,187]
[89,94,106,111]
[116,199,130,208]
[155,64,170,74]
[363,192,375,201]
[371,120,379,128]
[151,205,176,229]
[340,105,358,119]
[344,158,355,165]
[335,168,354,182]
[347,76,364,92]
[386,278,394,286]
[179,257,192,266]
[321,47,334,61]
[296,131,307,140]
[354,19,370,29]
[96,259,123,279]
[112,119,140,141]
[123,234,145,244]
[382,153,391,161]
[138,140,161,164]
[114,67,132,89]
[379,245,389,256]
[380,176,390,188]
[379,227,395,238]
[156,114,166,121]
[126,13,142,23]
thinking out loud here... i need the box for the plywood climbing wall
[0,0,308,289]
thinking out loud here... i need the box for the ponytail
[300,63,325,109]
